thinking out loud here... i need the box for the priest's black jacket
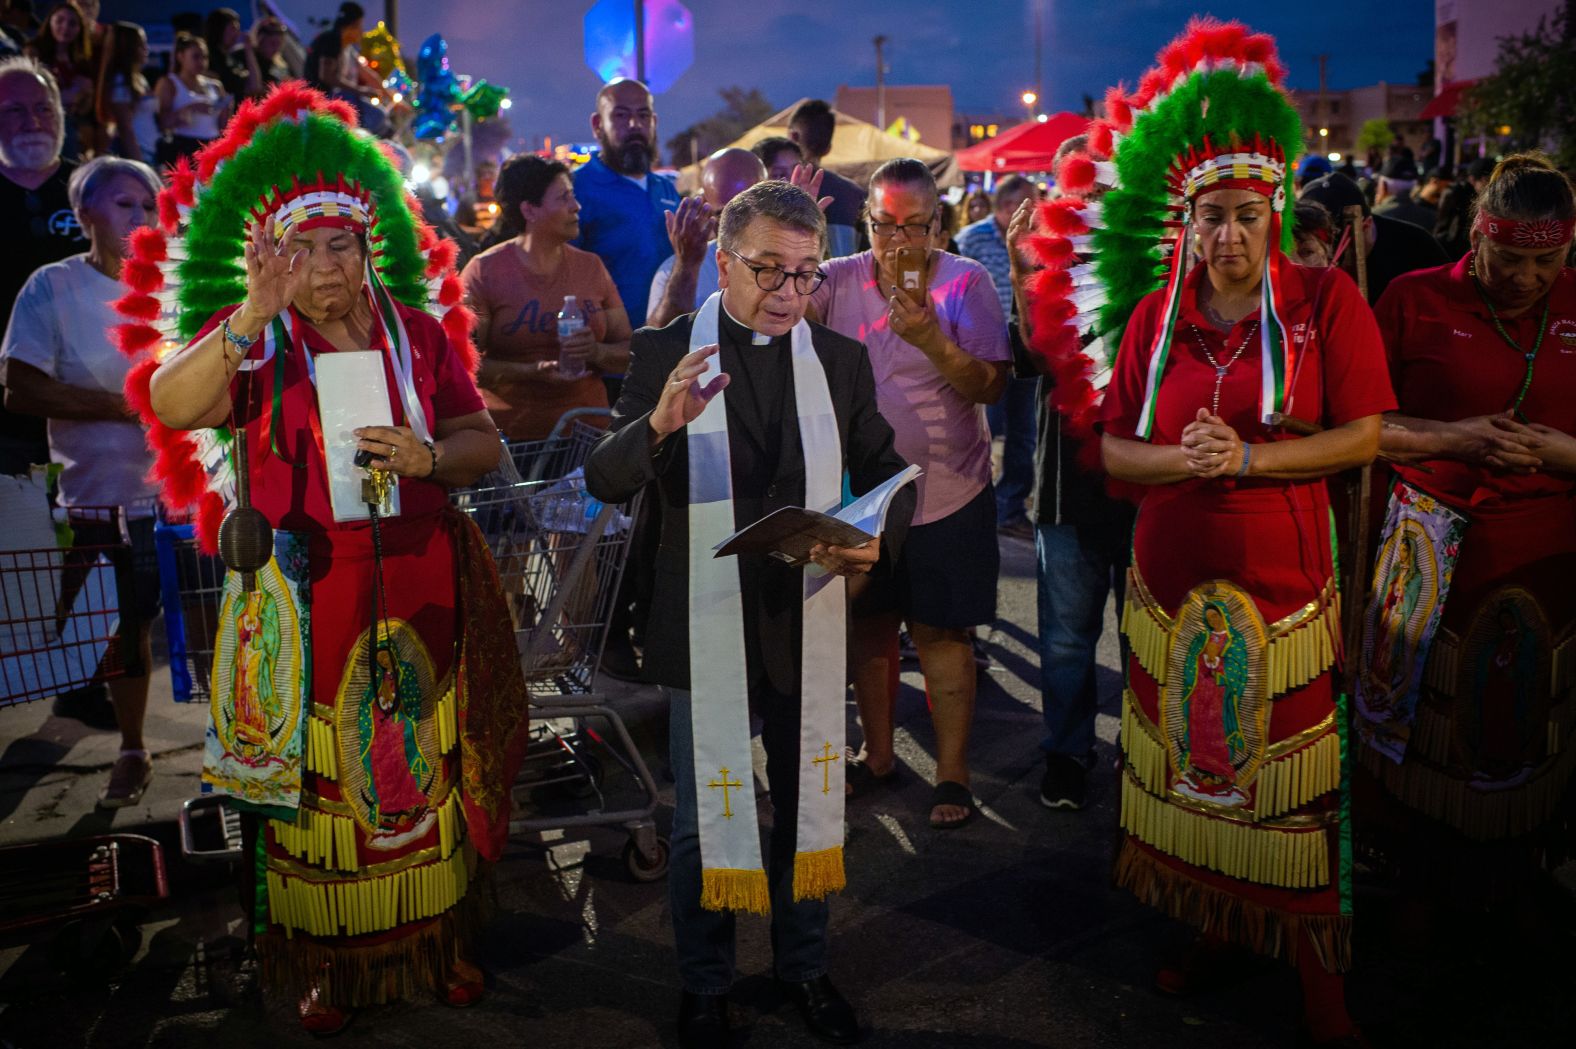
[586,309,915,696]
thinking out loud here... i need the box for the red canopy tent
[955,112,1089,173]
[1419,79,1478,120]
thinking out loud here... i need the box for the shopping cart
[0,506,167,976]
[152,510,225,704]
[454,415,669,880]
[1,505,144,707]
[160,415,667,880]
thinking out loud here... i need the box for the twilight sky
[215,1,1436,150]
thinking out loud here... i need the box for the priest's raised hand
[648,342,731,445]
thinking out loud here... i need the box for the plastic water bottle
[557,295,587,378]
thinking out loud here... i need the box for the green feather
[1093,68,1304,363]
[173,113,431,339]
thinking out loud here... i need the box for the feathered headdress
[1027,19,1304,442]
[112,83,475,551]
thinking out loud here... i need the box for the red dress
[1367,256,1576,862]
[207,300,514,1005]
[1103,260,1395,971]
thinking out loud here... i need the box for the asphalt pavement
[1,533,1572,1049]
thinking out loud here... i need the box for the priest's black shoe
[676,991,730,1049]
[780,975,861,1044]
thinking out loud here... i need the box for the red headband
[1474,211,1576,248]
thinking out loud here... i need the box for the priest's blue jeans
[664,686,828,995]
[1035,523,1126,761]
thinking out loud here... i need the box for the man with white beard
[0,57,86,474]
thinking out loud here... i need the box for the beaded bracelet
[1236,444,1252,478]
[423,439,438,478]
[222,316,257,351]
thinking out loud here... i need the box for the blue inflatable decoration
[412,33,460,140]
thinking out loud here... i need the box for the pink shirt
[811,250,1009,524]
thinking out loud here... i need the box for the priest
[587,180,914,1049]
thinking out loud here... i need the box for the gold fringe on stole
[1359,730,1576,841]
[1123,693,1342,820]
[1123,567,1339,700]
[792,847,846,902]
[1264,592,1341,699]
[305,715,338,779]
[1121,576,1173,685]
[1422,629,1463,697]
[1253,731,1342,820]
[1114,839,1353,972]
[1119,770,1332,889]
[436,685,458,756]
[269,789,464,869]
[1549,698,1574,756]
[257,882,481,1008]
[1121,698,1169,795]
[700,868,771,914]
[267,842,473,937]
[1551,632,1576,698]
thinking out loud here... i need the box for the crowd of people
[0,9,1571,1049]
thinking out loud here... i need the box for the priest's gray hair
[717,180,827,256]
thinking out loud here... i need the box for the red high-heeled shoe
[298,983,352,1036]
[442,959,485,1008]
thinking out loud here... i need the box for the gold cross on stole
[813,742,840,794]
[708,767,744,819]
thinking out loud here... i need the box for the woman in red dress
[1026,23,1394,1045]
[1367,151,1576,905]
[120,86,532,1035]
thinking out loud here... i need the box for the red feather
[113,292,160,322]
[1241,33,1274,65]
[1104,87,1133,130]
[113,323,161,354]
[195,492,225,555]
[1030,266,1072,299]
[123,356,157,414]
[1038,198,1090,236]
[168,159,196,206]
[1030,235,1077,269]
[1087,121,1115,160]
[442,304,479,375]
[1135,70,1167,107]
[1057,154,1096,193]
[438,274,462,308]
[157,190,180,230]
[426,237,458,276]
[121,257,164,293]
[324,98,357,125]
[128,227,167,261]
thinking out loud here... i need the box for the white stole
[686,293,847,913]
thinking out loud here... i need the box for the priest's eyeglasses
[727,250,827,295]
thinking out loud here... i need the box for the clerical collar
[720,302,777,346]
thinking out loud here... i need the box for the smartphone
[893,246,929,307]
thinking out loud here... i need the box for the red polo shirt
[1375,255,1576,508]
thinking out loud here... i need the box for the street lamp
[1021,89,1038,122]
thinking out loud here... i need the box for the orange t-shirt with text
[460,241,624,440]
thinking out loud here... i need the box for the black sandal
[928,780,975,829]
[844,757,898,799]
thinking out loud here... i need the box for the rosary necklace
[1469,252,1549,420]
[1189,320,1260,417]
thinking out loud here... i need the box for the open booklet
[713,465,923,565]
